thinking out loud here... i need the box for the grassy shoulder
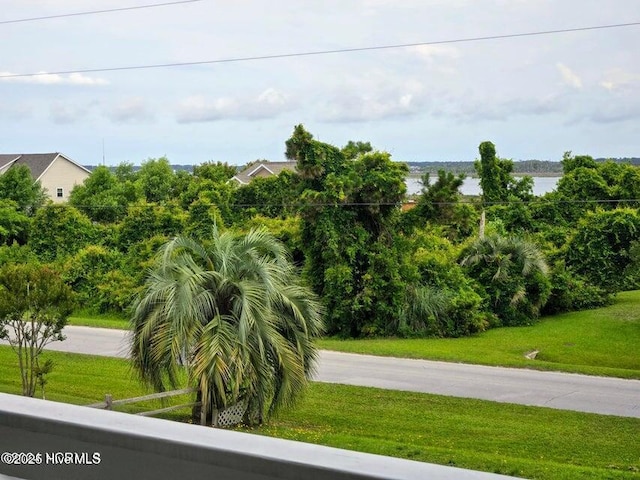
[257,383,639,480]
[68,311,129,330]
[0,346,637,480]
[0,346,191,421]
[319,290,640,379]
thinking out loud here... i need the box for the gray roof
[13,153,60,179]
[232,161,297,184]
[0,153,90,179]
[0,154,20,170]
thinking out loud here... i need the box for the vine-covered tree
[185,198,224,240]
[192,161,237,183]
[136,157,176,203]
[475,141,533,204]
[117,202,187,249]
[62,245,124,312]
[565,208,640,292]
[553,153,640,222]
[401,231,488,337]
[403,169,476,239]
[0,165,46,214]
[288,125,410,337]
[232,170,298,221]
[70,165,140,223]
[341,140,373,160]
[30,204,97,261]
[0,200,30,245]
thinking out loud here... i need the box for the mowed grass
[319,291,640,379]
[68,311,129,330]
[257,383,640,480]
[0,346,191,420]
[0,347,637,480]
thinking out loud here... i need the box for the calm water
[405,176,560,196]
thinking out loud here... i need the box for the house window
[56,188,64,198]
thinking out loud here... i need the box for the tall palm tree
[130,227,323,426]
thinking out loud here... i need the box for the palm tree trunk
[192,388,215,425]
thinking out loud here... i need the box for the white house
[0,153,91,203]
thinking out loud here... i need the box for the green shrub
[62,245,124,312]
[0,200,30,245]
[117,202,187,249]
[405,232,489,337]
[95,270,141,314]
[543,264,612,315]
[0,243,38,267]
[30,204,98,261]
[565,208,640,292]
[460,235,551,327]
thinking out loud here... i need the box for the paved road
[9,326,640,418]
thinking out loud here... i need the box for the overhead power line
[0,21,638,79]
[70,198,640,209]
[0,0,204,26]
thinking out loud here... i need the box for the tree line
[2,128,640,335]
[407,157,640,176]
[1,126,640,417]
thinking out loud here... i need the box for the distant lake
[406,176,560,196]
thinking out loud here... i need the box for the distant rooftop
[0,153,90,179]
[232,161,297,184]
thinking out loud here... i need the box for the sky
[1,0,639,167]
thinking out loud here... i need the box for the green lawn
[319,290,640,379]
[0,347,637,479]
[0,346,190,418]
[68,311,129,330]
[257,383,640,480]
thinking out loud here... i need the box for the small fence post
[212,409,219,428]
[105,394,113,410]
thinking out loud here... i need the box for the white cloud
[175,88,293,123]
[400,44,461,77]
[0,71,108,86]
[600,68,640,91]
[317,70,428,123]
[66,73,109,86]
[441,93,568,123]
[361,0,469,9]
[589,104,640,123]
[319,95,420,123]
[256,88,288,108]
[556,63,582,89]
[408,44,461,61]
[107,97,154,123]
[49,102,93,124]
[0,102,33,120]
[586,89,640,124]
[0,0,638,163]
[324,89,426,122]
